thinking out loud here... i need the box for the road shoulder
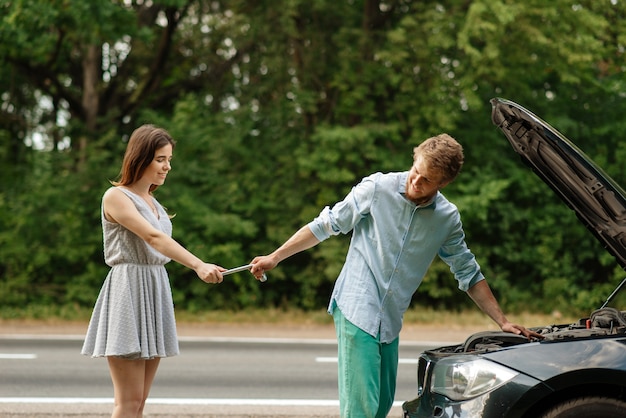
[0,319,491,344]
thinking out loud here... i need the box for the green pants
[333,307,399,418]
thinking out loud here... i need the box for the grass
[0,305,579,329]
[403,307,578,327]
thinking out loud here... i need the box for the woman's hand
[196,263,226,284]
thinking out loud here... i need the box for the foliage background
[1,0,625,318]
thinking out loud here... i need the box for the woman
[81,124,224,418]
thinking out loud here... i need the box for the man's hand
[250,255,277,281]
[501,322,544,341]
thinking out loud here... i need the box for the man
[250,134,542,418]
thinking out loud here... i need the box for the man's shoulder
[362,171,405,184]
[434,192,461,218]
[355,171,407,201]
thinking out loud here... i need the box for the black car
[402,98,626,418]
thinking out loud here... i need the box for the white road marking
[0,354,37,359]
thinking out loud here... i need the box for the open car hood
[491,97,626,270]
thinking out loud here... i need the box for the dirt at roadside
[0,319,494,344]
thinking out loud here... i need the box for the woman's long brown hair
[113,124,176,193]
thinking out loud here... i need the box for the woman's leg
[139,358,161,415]
[107,356,161,418]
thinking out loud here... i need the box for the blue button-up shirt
[308,171,484,343]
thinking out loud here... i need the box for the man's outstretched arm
[467,280,543,340]
[249,225,321,280]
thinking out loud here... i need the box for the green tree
[1,0,625,316]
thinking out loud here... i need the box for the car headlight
[430,356,518,401]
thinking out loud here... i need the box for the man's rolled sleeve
[308,206,339,241]
[308,175,376,242]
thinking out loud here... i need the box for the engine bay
[429,307,626,354]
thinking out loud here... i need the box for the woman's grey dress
[81,187,179,359]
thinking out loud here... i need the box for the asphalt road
[0,334,438,417]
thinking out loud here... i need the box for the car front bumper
[402,373,548,418]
